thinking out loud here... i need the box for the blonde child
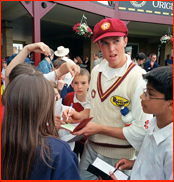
[64,68,90,157]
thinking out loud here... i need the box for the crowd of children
[1,18,173,180]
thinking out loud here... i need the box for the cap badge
[101,22,110,30]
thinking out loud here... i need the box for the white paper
[66,75,74,88]
[93,157,115,175]
[114,170,128,180]
[61,134,84,143]
[92,157,129,180]
[55,99,62,115]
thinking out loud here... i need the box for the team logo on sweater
[110,96,130,107]
[101,22,110,30]
[91,89,96,98]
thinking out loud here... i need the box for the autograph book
[60,117,93,133]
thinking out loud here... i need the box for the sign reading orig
[119,1,173,17]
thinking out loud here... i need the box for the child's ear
[71,82,74,88]
[124,37,128,47]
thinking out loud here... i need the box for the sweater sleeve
[123,76,153,151]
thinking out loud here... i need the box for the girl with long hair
[1,73,81,180]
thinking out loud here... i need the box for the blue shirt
[29,137,81,180]
[165,59,173,66]
[144,61,159,72]
[37,58,52,74]
[61,84,74,104]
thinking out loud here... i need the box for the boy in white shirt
[110,66,173,180]
[63,18,153,180]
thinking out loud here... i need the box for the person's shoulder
[66,92,75,98]
[46,137,72,152]
[132,62,146,73]
[144,61,150,65]
[92,59,106,71]
[154,62,159,66]
[37,59,46,66]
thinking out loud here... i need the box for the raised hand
[66,62,80,77]
[25,42,50,56]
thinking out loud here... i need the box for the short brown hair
[53,58,66,69]
[75,68,91,82]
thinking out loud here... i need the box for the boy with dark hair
[135,52,146,67]
[63,18,153,180]
[110,66,173,180]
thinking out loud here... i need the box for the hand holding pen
[110,158,135,177]
[66,103,73,122]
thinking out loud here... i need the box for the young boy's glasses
[142,88,166,101]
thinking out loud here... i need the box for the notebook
[60,117,93,132]
[87,157,129,180]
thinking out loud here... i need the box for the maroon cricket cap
[93,18,128,43]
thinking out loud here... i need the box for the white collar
[73,93,87,105]
[96,54,132,78]
[148,117,173,145]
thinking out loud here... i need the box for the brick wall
[1,20,13,59]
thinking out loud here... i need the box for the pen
[112,166,119,174]
[66,103,73,122]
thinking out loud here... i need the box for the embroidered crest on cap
[101,22,110,30]
[91,89,96,98]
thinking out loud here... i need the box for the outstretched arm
[56,62,80,79]
[72,122,126,139]
[5,42,50,86]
